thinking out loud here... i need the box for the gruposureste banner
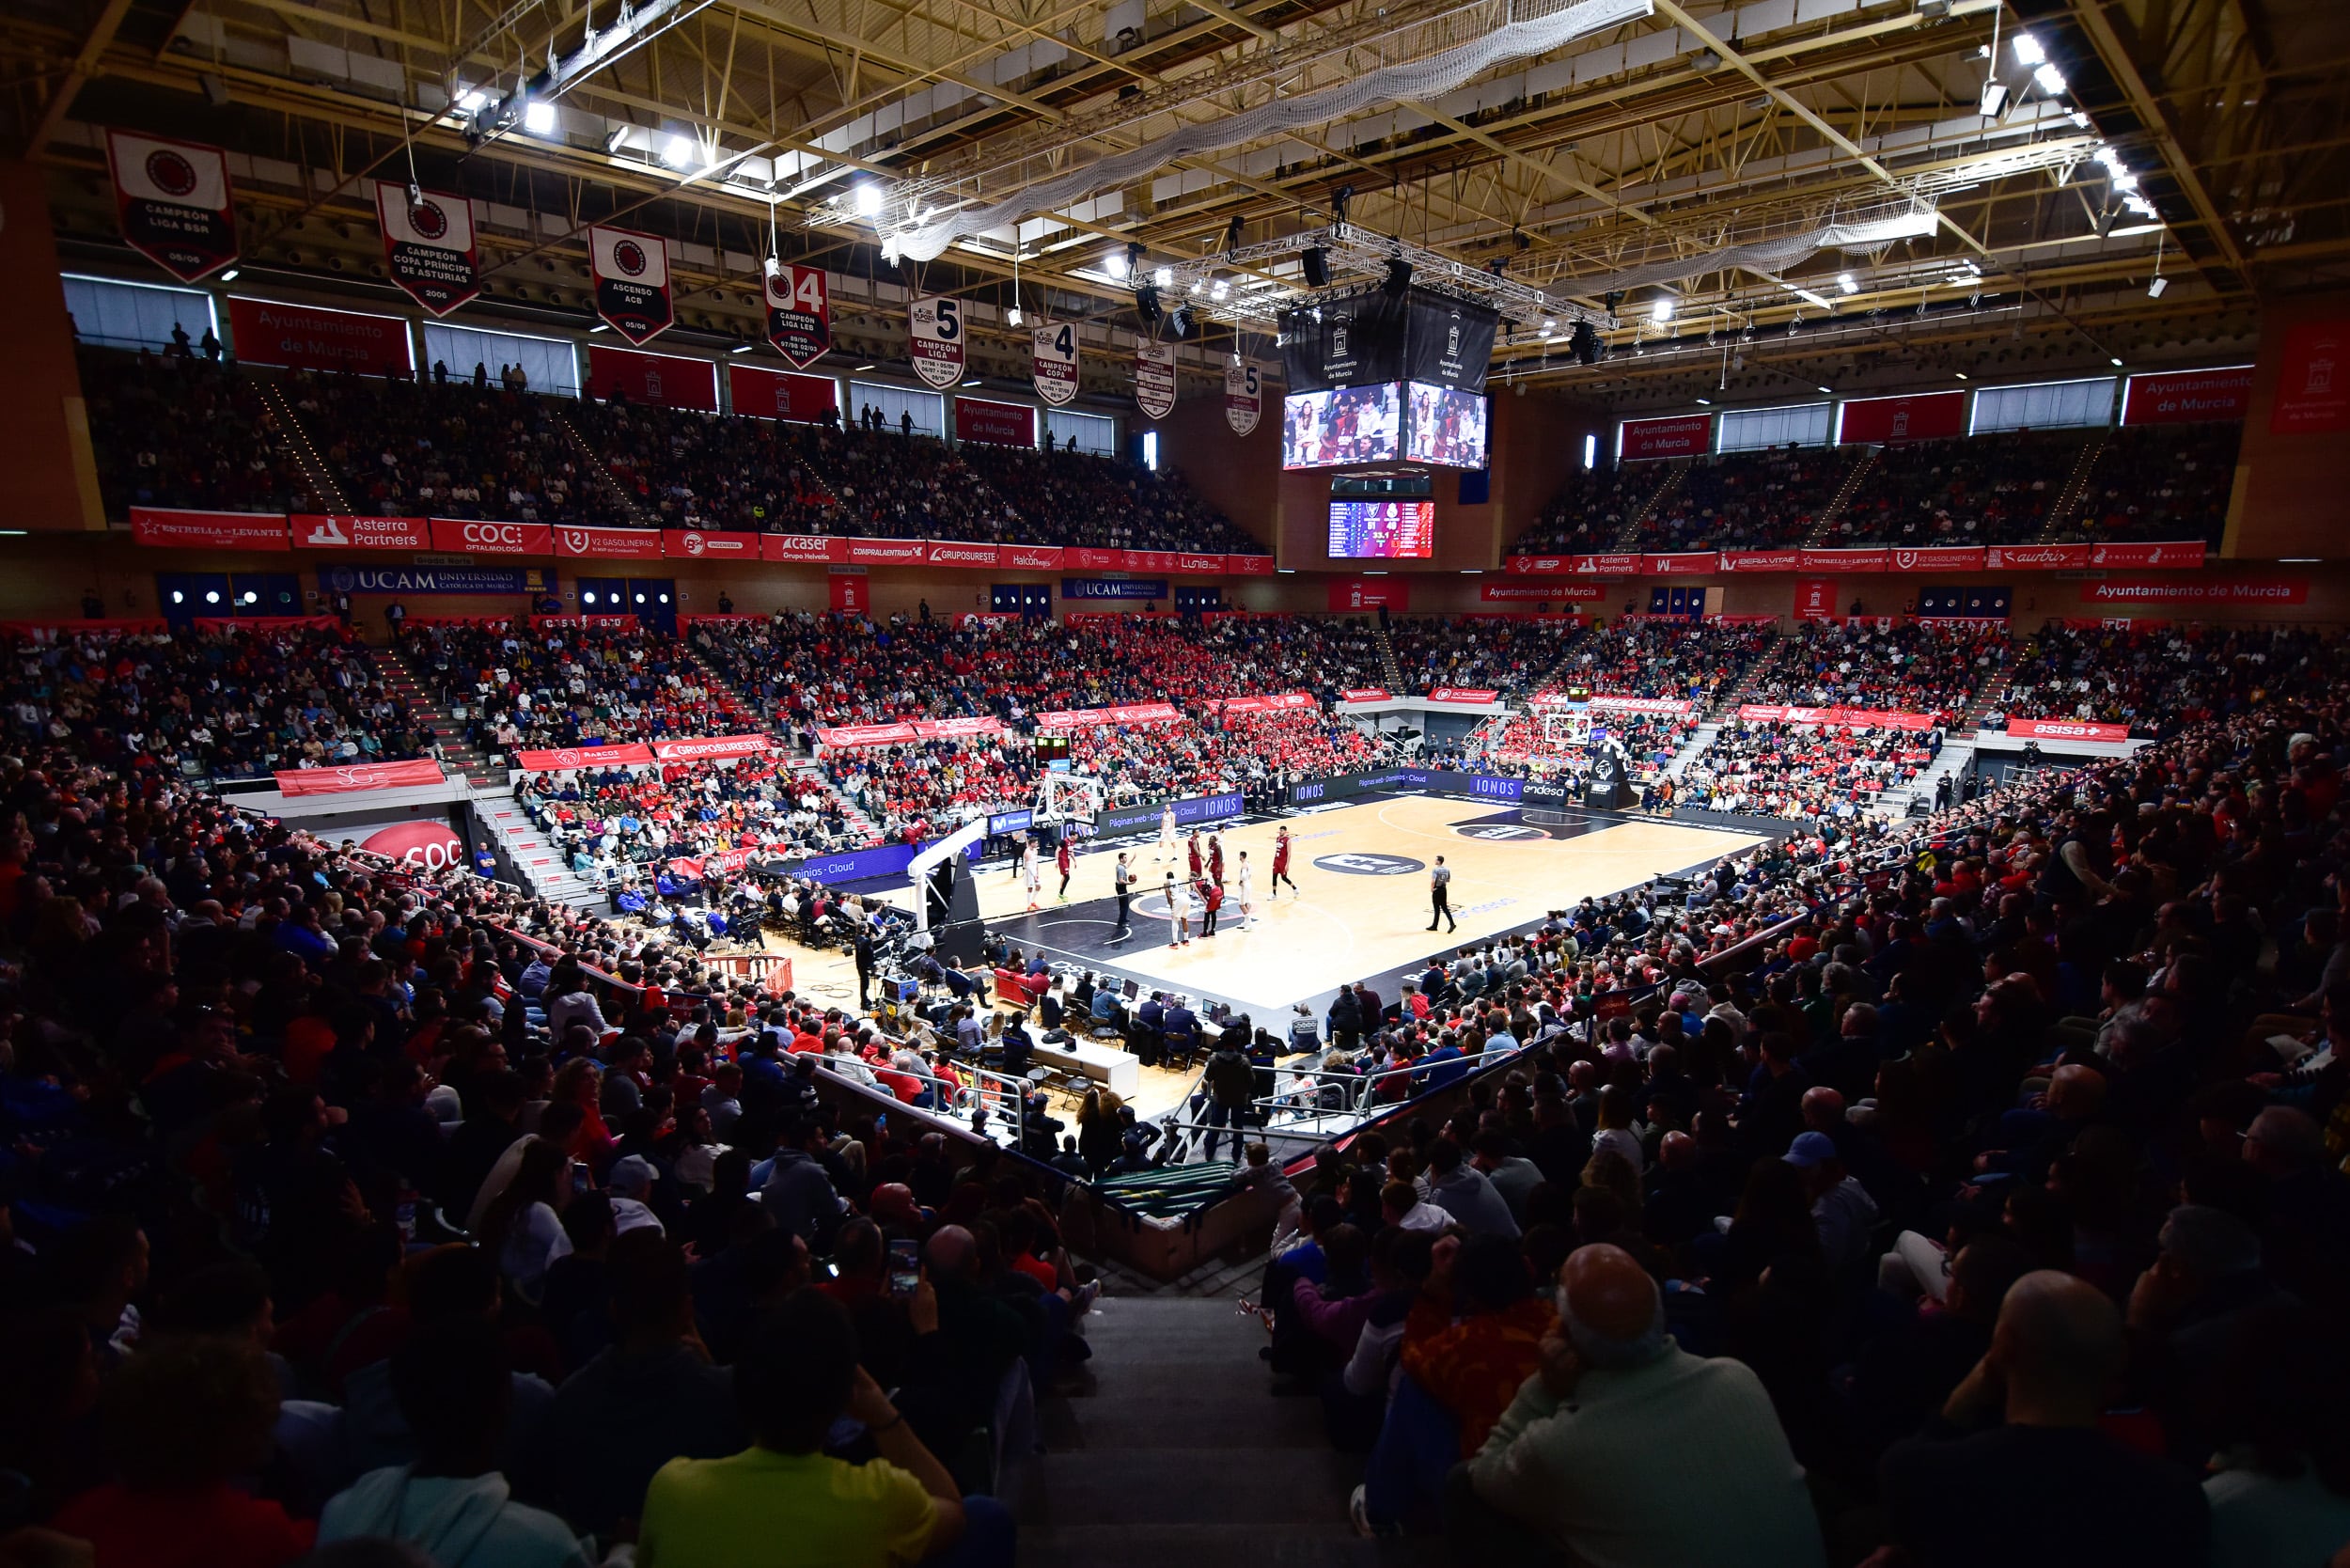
[374,182,480,316]
[589,225,675,345]
[107,130,238,283]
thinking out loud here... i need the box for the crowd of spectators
[293,369,630,525]
[1747,619,2006,724]
[822,736,1036,846]
[520,751,873,891]
[2060,423,2242,547]
[1995,623,2337,737]
[1677,719,1942,820]
[565,399,838,535]
[0,743,1101,1566]
[4,623,434,779]
[405,621,752,757]
[1638,446,1849,552]
[1823,430,2087,548]
[1261,695,2350,1564]
[1549,618,1777,706]
[954,441,1267,557]
[1060,708,1388,807]
[1386,617,1578,700]
[1508,462,1676,555]
[81,349,316,517]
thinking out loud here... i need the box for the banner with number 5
[910,295,964,389]
[1032,321,1078,407]
[764,263,831,368]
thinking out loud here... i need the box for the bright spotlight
[854,182,883,217]
[524,99,557,134]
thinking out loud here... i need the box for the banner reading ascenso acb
[589,226,675,346]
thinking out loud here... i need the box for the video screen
[1283,384,1402,468]
[1406,382,1489,468]
[1328,499,1434,559]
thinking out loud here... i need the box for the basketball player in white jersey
[1165,872,1192,946]
[1156,804,1178,862]
[1021,839,1042,911]
[1235,850,1256,930]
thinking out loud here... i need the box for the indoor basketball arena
[0,0,2343,1561]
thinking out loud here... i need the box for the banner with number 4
[1033,321,1078,407]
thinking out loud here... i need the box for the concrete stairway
[791,756,886,847]
[2029,429,2112,542]
[1665,720,1722,778]
[1801,446,1879,545]
[376,655,501,790]
[555,411,659,527]
[1372,627,1405,693]
[474,791,608,908]
[1020,1292,1442,1568]
[1606,461,1688,550]
[1881,738,1977,818]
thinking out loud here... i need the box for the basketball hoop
[1034,772,1106,825]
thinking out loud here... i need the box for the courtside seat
[994,968,1042,1008]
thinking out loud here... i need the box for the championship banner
[2005,718,2131,743]
[106,130,237,282]
[1225,361,1262,434]
[650,733,774,763]
[588,226,675,345]
[554,525,665,561]
[129,508,288,551]
[763,262,831,368]
[515,744,656,770]
[663,529,764,560]
[274,759,446,796]
[909,295,964,389]
[1136,343,1177,418]
[1033,321,1079,406]
[291,514,430,551]
[373,182,479,316]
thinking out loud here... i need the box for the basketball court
[891,794,1766,1019]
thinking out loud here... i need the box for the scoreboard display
[1327,499,1434,559]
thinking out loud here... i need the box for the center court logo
[1454,823,1545,841]
[1313,853,1424,875]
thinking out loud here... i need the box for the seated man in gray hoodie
[318,1315,594,1566]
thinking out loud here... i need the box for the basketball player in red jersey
[1208,833,1225,886]
[1187,830,1204,883]
[1271,826,1297,898]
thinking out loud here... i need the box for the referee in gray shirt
[1427,855,1457,933]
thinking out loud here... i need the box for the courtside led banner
[291,514,429,551]
[1032,321,1079,407]
[106,130,237,282]
[130,508,288,551]
[374,181,480,316]
[764,262,831,368]
[909,295,964,389]
[589,225,676,345]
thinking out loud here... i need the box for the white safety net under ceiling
[885,0,1656,264]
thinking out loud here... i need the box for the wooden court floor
[951,796,1764,1018]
